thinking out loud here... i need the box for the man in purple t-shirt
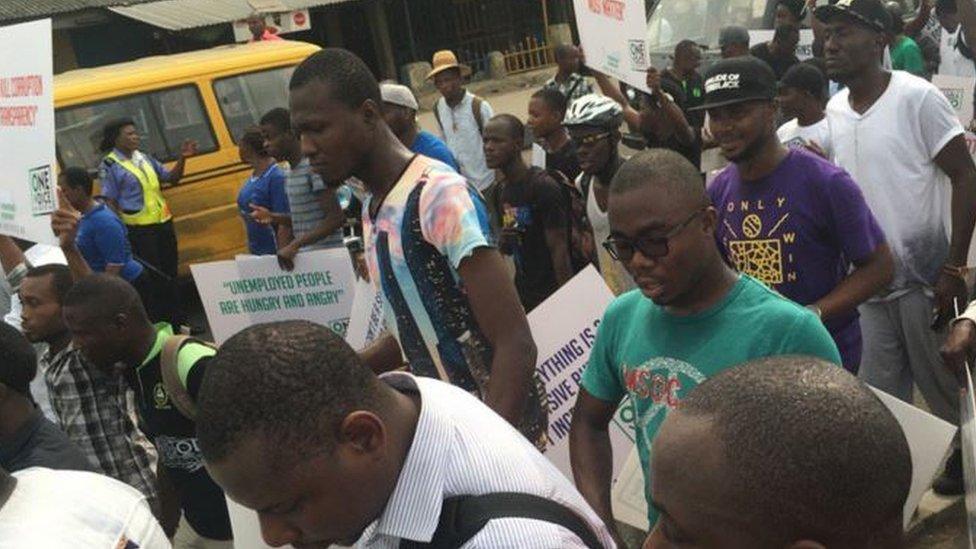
[699,56,894,372]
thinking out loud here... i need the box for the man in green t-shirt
[568,149,840,542]
[887,2,927,77]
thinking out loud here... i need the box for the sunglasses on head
[603,207,707,262]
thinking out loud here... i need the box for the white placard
[531,266,635,480]
[531,143,547,169]
[191,248,355,344]
[747,29,815,61]
[962,367,976,543]
[0,19,57,245]
[344,277,385,351]
[610,386,958,532]
[933,74,976,127]
[574,0,652,93]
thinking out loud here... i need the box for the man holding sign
[569,150,840,540]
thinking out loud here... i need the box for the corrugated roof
[0,0,161,21]
[110,0,353,30]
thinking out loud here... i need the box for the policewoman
[98,117,197,327]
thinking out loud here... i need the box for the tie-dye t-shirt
[363,156,495,393]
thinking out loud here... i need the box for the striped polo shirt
[357,372,616,548]
[283,158,344,250]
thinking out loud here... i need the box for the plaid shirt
[543,72,595,107]
[41,345,160,515]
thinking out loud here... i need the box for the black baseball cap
[692,56,777,111]
[815,0,893,33]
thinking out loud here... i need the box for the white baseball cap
[380,83,419,111]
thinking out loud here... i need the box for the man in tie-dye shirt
[288,48,548,449]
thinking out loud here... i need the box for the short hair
[63,273,147,322]
[259,107,291,133]
[719,25,751,47]
[99,117,135,153]
[532,87,569,114]
[780,62,827,101]
[887,2,906,33]
[59,167,94,196]
[674,39,700,58]
[289,48,382,109]
[197,321,382,467]
[24,264,74,305]
[239,126,268,157]
[679,356,911,545]
[0,321,36,396]
[554,44,577,61]
[609,149,707,209]
[487,113,524,141]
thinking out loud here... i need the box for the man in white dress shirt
[196,321,615,549]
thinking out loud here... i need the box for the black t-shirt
[661,69,705,128]
[496,167,568,311]
[750,42,800,79]
[545,140,582,183]
[640,78,702,169]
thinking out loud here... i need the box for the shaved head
[650,356,910,548]
[610,148,707,210]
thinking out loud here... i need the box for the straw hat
[426,50,472,80]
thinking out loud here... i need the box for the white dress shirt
[357,373,615,548]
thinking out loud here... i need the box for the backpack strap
[400,493,605,549]
[160,334,212,420]
[433,97,445,135]
[471,95,485,135]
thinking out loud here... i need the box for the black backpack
[399,492,606,549]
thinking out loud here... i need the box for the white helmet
[563,94,623,130]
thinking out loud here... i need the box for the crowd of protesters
[7,0,976,547]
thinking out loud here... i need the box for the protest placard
[961,367,976,543]
[344,278,386,350]
[530,266,635,480]
[573,0,652,92]
[933,74,975,127]
[191,248,355,344]
[748,29,815,61]
[0,19,57,245]
[611,386,958,532]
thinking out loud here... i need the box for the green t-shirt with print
[580,275,841,528]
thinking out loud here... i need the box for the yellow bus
[54,40,321,275]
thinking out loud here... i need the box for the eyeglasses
[603,207,707,261]
[571,131,611,147]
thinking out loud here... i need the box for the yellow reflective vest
[105,150,172,226]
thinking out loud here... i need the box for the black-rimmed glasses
[603,207,707,261]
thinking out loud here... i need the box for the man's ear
[360,99,382,128]
[788,541,827,549]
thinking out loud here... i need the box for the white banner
[0,19,57,245]
[531,267,635,481]
[933,74,976,127]
[611,387,957,532]
[573,0,652,93]
[344,277,385,351]
[191,248,355,344]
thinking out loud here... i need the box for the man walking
[429,50,495,191]
[819,0,976,494]
[380,82,458,171]
[568,149,840,542]
[776,62,832,153]
[484,114,574,311]
[544,44,595,108]
[705,56,893,372]
[289,49,546,449]
[528,87,582,181]
[258,108,346,270]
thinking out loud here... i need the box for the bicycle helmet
[563,94,623,130]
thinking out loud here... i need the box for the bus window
[56,85,217,170]
[213,66,295,142]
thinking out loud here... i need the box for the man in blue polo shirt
[380,82,459,171]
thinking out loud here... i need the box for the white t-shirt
[578,173,636,296]
[826,70,964,290]
[0,468,169,548]
[940,25,976,77]
[777,117,832,157]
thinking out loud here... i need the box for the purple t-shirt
[709,148,885,371]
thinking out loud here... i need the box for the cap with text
[814,0,892,33]
[693,56,777,111]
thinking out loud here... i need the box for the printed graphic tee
[709,148,885,370]
[581,275,841,527]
